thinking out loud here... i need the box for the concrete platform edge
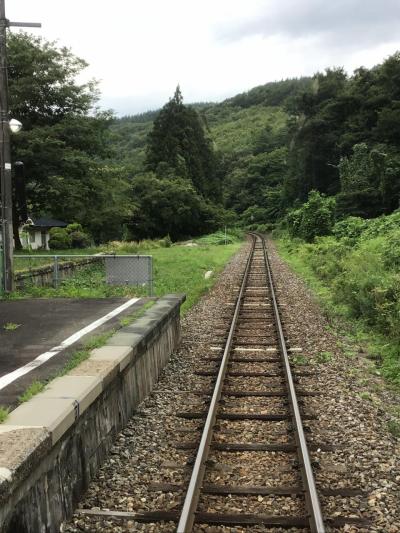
[0,293,185,533]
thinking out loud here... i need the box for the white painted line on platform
[0,297,141,391]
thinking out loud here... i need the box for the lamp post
[0,0,40,293]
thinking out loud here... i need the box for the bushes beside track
[276,211,400,383]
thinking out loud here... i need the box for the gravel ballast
[63,238,400,533]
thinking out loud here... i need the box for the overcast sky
[7,0,400,116]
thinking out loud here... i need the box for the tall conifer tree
[146,86,218,199]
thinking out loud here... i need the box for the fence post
[149,256,153,296]
[53,255,59,288]
[0,245,3,295]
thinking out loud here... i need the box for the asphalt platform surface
[0,297,148,408]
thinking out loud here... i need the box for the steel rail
[176,234,257,533]
[260,235,326,533]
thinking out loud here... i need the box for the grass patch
[14,330,116,408]
[344,349,357,359]
[10,242,242,314]
[0,407,9,423]
[59,330,115,377]
[119,300,155,327]
[388,420,400,438]
[316,351,333,364]
[18,380,46,403]
[3,322,21,331]
[359,391,372,401]
[194,229,243,245]
[291,354,309,366]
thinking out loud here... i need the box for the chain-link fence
[105,255,152,292]
[14,254,153,295]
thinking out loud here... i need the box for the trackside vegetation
[276,210,400,385]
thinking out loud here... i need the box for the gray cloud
[216,0,400,49]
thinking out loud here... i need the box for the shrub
[382,229,400,269]
[332,216,368,244]
[280,216,400,383]
[66,223,84,234]
[66,223,91,248]
[306,236,349,282]
[332,237,400,335]
[49,223,92,250]
[69,230,91,249]
[159,235,172,248]
[49,228,72,249]
[245,223,275,233]
[195,230,240,245]
[287,190,336,242]
[100,238,171,254]
[361,210,400,240]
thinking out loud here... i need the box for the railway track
[77,234,366,532]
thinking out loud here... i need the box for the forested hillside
[110,77,310,233]
[111,53,400,235]
[11,32,400,244]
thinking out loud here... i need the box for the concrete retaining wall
[15,257,102,289]
[0,294,185,533]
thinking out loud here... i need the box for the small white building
[19,218,68,250]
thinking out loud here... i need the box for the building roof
[31,218,68,229]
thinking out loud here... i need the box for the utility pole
[0,0,40,292]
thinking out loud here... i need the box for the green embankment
[275,211,400,386]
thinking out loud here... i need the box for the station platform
[0,297,149,408]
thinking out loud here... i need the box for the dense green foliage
[110,82,300,231]
[110,53,400,237]
[8,33,133,243]
[124,87,234,240]
[130,173,223,240]
[286,191,336,242]
[285,56,400,218]
[278,210,400,383]
[48,223,91,250]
